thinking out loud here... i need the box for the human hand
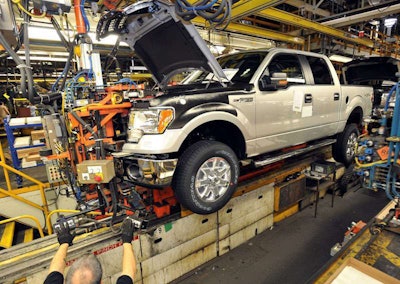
[121,217,135,243]
[55,221,74,246]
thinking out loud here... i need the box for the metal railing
[0,215,45,238]
[0,142,50,229]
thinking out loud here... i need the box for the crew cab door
[254,52,339,154]
[302,55,341,136]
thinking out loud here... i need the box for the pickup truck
[98,0,373,214]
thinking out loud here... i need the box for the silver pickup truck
[98,0,373,214]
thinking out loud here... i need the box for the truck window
[266,54,305,84]
[218,52,266,83]
[306,56,333,85]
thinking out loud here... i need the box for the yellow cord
[12,0,46,18]
[355,157,388,168]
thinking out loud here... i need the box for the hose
[22,0,35,104]
[384,84,397,112]
[69,109,99,140]
[51,47,74,92]
[0,31,28,98]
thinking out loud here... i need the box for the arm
[120,217,137,280]
[49,220,75,274]
[48,243,69,273]
[121,243,136,279]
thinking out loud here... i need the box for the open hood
[342,57,400,85]
[97,0,227,88]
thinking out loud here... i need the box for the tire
[172,140,239,214]
[332,123,359,166]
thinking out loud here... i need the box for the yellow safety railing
[0,215,45,238]
[0,142,50,232]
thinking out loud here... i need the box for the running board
[252,139,336,168]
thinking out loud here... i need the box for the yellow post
[0,142,12,191]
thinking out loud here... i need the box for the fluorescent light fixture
[369,20,380,26]
[384,17,397,28]
[329,54,353,63]
[28,26,128,46]
[17,50,70,56]
[9,55,68,62]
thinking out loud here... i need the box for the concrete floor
[172,186,390,284]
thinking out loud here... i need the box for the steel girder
[192,18,305,45]
[258,8,375,48]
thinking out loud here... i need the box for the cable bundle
[175,0,232,27]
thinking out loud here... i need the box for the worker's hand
[121,217,135,243]
[55,221,75,246]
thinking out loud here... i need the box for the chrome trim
[126,157,178,186]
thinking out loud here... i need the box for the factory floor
[172,186,393,284]
[0,141,397,283]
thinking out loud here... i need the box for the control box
[46,163,67,183]
[0,0,18,47]
[32,0,71,15]
[76,160,115,184]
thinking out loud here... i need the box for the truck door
[302,55,341,136]
[255,53,315,153]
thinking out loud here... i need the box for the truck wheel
[332,123,359,166]
[172,140,239,214]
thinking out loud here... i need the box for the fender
[179,108,252,141]
[170,102,238,129]
[344,93,372,121]
[121,109,251,155]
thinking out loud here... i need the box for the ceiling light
[384,17,397,28]
[28,26,128,46]
[369,20,380,26]
[8,56,69,62]
[329,54,353,63]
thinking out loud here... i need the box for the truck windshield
[182,51,268,85]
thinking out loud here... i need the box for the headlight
[128,108,174,135]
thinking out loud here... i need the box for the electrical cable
[174,0,232,27]
[69,108,99,139]
[103,38,122,82]
[81,0,90,32]
[50,16,73,53]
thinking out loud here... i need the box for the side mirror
[259,72,288,91]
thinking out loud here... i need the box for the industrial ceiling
[1,0,400,66]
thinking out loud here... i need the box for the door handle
[334,93,340,101]
[304,94,312,103]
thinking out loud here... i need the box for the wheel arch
[346,106,363,127]
[179,120,246,160]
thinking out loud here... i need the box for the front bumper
[119,154,178,186]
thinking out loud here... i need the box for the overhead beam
[230,0,286,21]
[192,18,305,45]
[285,0,330,17]
[321,3,400,28]
[258,7,375,48]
